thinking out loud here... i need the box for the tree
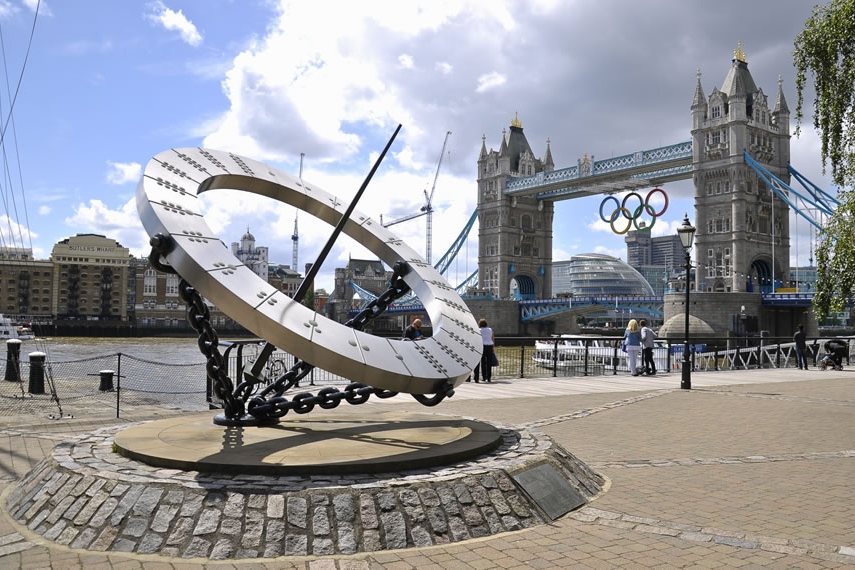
[794,0,855,188]
[794,0,855,320]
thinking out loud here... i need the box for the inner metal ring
[136,147,482,395]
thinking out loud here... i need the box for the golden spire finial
[733,41,747,63]
[510,111,522,128]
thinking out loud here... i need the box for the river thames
[16,336,242,363]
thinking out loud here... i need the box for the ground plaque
[512,462,586,520]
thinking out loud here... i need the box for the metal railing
[0,335,848,419]
[493,335,851,379]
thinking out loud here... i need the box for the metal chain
[147,237,455,422]
[246,260,424,421]
[149,234,245,419]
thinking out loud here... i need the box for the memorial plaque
[512,462,586,520]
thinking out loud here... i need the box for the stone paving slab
[0,369,853,567]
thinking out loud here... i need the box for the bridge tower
[476,114,554,299]
[690,43,791,294]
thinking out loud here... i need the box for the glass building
[552,253,655,297]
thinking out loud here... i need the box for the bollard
[4,339,21,382]
[28,351,46,394]
[99,369,115,392]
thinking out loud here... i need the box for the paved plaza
[0,367,852,568]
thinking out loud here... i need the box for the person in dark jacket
[793,324,808,370]
[403,319,423,341]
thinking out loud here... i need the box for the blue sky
[0,0,835,293]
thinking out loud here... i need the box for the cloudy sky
[0,0,834,294]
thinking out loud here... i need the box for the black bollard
[28,351,46,394]
[4,339,21,383]
[98,370,115,392]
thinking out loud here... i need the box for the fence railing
[494,335,851,378]
[0,336,849,419]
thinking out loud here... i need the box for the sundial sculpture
[137,127,482,425]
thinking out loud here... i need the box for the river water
[16,336,246,363]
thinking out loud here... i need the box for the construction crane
[381,131,451,264]
[292,153,304,272]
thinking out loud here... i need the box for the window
[711,106,721,118]
[165,274,179,296]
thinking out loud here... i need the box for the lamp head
[677,213,696,250]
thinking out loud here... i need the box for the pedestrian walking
[623,319,642,376]
[639,319,657,375]
[793,324,808,370]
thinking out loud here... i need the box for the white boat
[532,335,613,369]
[0,315,34,340]
[533,334,671,372]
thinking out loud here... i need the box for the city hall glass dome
[553,253,655,297]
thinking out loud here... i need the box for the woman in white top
[469,318,495,383]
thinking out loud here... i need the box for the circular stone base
[114,411,503,475]
[4,412,606,559]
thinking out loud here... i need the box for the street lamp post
[676,213,696,390]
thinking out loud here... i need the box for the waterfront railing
[0,335,848,419]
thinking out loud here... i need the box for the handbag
[490,351,499,367]
[621,342,627,352]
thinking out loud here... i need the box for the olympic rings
[599,188,669,234]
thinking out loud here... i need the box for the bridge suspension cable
[744,150,838,230]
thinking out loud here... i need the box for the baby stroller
[819,340,848,371]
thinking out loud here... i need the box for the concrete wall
[664,292,816,339]
[462,299,583,338]
[464,299,521,337]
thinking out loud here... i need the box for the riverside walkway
[0,368,852,568]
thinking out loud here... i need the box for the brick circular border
[4,417,605,559]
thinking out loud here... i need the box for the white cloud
[65,198,149,254]
[435,62,452,75]
[0,1,17,19]
[398,54,415,69]
[23,0,51,16]
[475,71,506,93]
[147,1,203,47]
[0,214,35,247]
[38,205,50,216]
[106,162,142,185]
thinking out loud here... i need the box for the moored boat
[0,314,34,340]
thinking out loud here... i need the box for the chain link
[147,236,455,423]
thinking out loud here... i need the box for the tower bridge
[346,44,830,337]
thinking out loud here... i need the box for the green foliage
[814,188,855,320]
[793,0,855,188]
[795,0,855,320]
[302,286,315,310]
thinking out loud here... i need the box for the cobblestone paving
[4,420,603,559]
[0,370,853,568]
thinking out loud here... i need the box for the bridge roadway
[504,140,692,201]
[354,292,815,320]
[0,367,852,567]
